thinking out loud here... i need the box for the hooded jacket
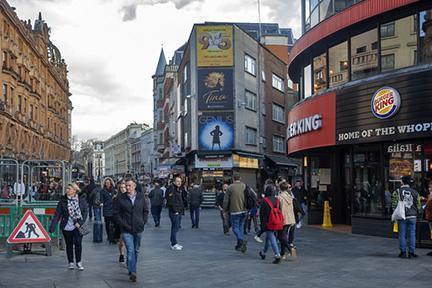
[49,193,88,232]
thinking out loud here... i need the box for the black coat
[259,196,278,232]
[113,192,149,234]
[101,188,116,217]
[188,187,204,208]
[165,185,187,214]
[149,188,164,207]
[49,193,89,232]
[216,192,225,208]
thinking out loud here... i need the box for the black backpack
[244,185,257,210]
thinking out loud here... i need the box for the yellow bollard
[393,222,398,233]
[321,200,333,228]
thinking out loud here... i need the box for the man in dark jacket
[292,179,308,228]
[165,177,187,250]
[82,177,97,220]
[113,178,149,282]
[189,184,203,229]
[216,183,230,234]
[392,176,421,259]
[149,181,164,227]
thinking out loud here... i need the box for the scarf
[67,195,82,221]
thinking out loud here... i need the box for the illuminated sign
[371,87,401,119]
[287,114,322,139]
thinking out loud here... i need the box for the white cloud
[9,0,301,141]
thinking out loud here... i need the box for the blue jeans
[263,231,280,256]
[230,213,246,244]
[398,218,416,253]
[169,212,181,246]
[93,207,102,223]
[122,232,143,274]
[190,207,200,227]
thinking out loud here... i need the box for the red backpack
[264,197,284,231]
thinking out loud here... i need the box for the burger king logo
[371,87,401,119]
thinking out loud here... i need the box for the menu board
[389,156,413,180]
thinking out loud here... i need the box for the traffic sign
[7,210,51,244]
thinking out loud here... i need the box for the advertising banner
[198,112,234,151]
[198,68,234,110]
[196,25,233,67]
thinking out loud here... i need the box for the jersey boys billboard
[198,112,234,151]
[198,68,234,110]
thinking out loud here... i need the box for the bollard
[321,200,333,228]
[393,222,398,233]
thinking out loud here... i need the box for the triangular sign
[7,210,51,244]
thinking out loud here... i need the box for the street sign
[7,210,51,244]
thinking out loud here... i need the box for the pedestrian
[216,183,230,234]
[81,177,97,220]
[188,183,203,228]
[148,181,164,227]
[292,179,308,228]
[244,187,259,236]
[223,174,248,253]
[113,177,149,282]
[113,180,127,264]
[49,183,88,270]
[165,177,187,250]
[424,181,432,256]
[392,176,421,258]
[258,184,283,264]
[277,181,297,260]
[101,177,116,243]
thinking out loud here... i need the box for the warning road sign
[7,210,51,244]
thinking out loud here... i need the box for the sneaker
[281,255,288,261]
[296,222,302,229]
[254,235,263,243]
[177,244,183,249]
[259,251,266,260]
[408,252,418,258]
[129,273,137,282]
[68,262,75,270]
[171,244,183,251]
[272,256,281,264]
[119,254,125,263]
[398,252,408,258]
[76,262,84,271]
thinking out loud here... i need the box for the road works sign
[7,210,51,244]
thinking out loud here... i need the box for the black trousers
[104,216,113,241]
[277,224,296,256]
[151,205,162,225]
[63,228,83,263]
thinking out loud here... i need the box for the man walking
[149,181,164,227]
[292,179,308,228]
[216,183,230,234]
[189,183,203,228]
[223,174,248,253]
[392,176,421,259]
[113,178,149,282]
[165,177,187,250]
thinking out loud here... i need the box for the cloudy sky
[9,0,301,141]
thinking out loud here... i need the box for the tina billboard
[198,68,234,110]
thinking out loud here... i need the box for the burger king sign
[371,87,401,119]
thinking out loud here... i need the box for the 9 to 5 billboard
[198,68,234,110]
[198,112,234,151]
[196,25,233,67]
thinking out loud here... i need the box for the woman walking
[49,183,88,270]
[113,180,127,263]
[258,187,283,264]
[101,177,116,243]
[277,181,297,260]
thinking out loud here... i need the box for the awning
[265,155,298,168]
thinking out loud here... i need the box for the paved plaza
[0,209,430,288]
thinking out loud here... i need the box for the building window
[313,53,327,93]
[184,98,188,115]
[287,77,294,89]
[272,103,285,123]
[419,9,432,64]
[272,73,284,92]
[245,90,257,111]
[30,104,34,120]
[329,41,348,87]
[303,64,312,98]
[183,64,188,83]
[245,127,257,145]
[351,28,378,80]
[2,83,7,104]
[381,54,395,71]
[2,51,7,67]
[272,135,285,153]
[381,15,417,71]
[381,22,395,38]
[244,54,256,76]
[18,95,22,113]
[319,0,333,22]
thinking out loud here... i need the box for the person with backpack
[223,174,248,253]
[277,181,297,260]
[258,185,283,264]
[392,176,421,258]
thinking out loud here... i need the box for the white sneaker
[171,244,183,251]
[76,262,84,271]
[177,244,183,249]
[254,235,263,243]
[296,222,302,229]
[68,262,75,270]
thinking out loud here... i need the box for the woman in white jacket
[277,181,297,260]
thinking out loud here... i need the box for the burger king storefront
[287,69,432,239]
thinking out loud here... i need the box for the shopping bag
[393,222,398,233]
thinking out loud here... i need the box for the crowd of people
[46,173,432,283]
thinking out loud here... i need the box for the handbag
[391,189,405,222]
[78,220,90,236]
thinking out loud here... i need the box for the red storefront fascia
[287,92,336,154]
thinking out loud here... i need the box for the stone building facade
[0,1,71,161]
